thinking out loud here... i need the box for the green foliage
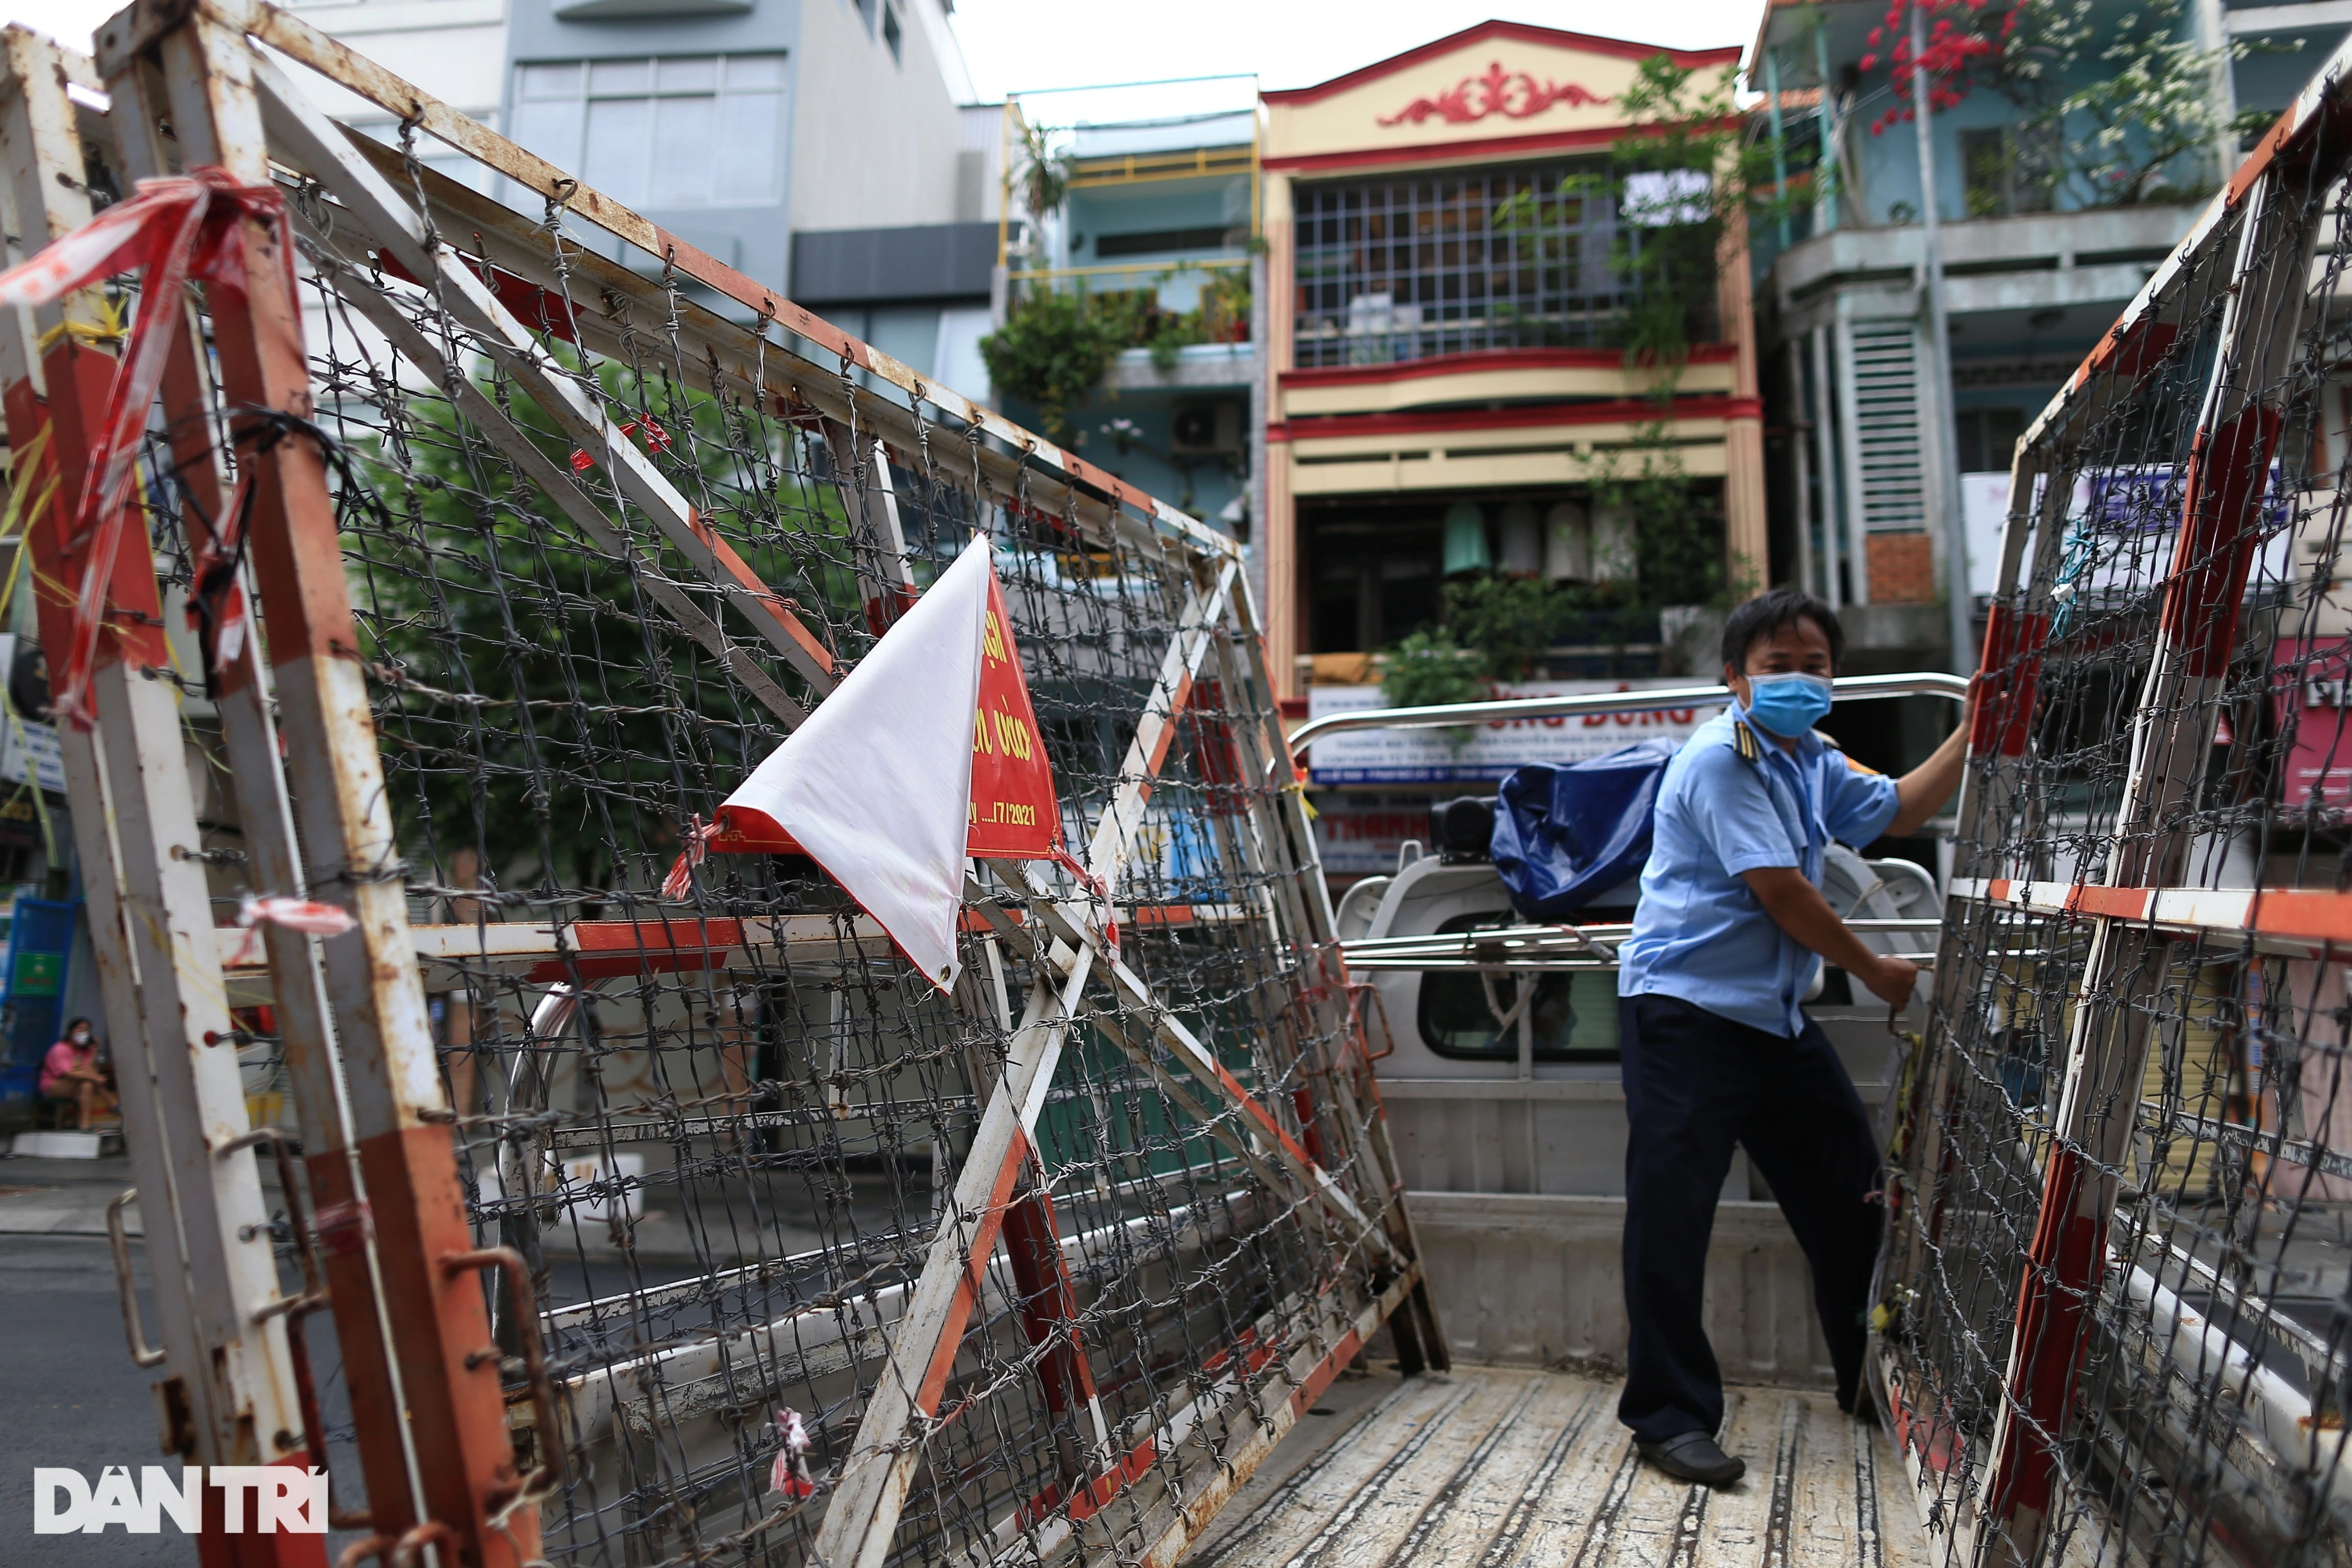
[1144,266,1252,372]
[1015,117,1074,220]
[1380,630,1490,733]
[1608,60,1749,376]
[1583,60,1767,612]
[979,287,1145,444]
[354,360,828,897]
[985,266,1250,433]
[1378,568,1655,707]
[1589,434,1744,607]
[1866,0,2250,209]
[2031,0,2237,206]
[1440,574,1561,682]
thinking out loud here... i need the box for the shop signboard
[1961,468,2290,604]
[0,714,62,796]
[1303,679,1722,786]
[2276,637,2352,813]
[1313,794,1446,877]
[0,634,61,794]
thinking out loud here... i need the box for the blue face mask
[1742,672,1834,739]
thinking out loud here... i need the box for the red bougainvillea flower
[1861,0,2004,134]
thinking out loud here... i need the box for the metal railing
[1338,918,1946,972]
[1286,670,1971,756]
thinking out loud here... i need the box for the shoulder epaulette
[1810,729,1882,774]
[1730,719,1763,765]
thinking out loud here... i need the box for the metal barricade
[0,7,1435,1565]
[1882,34,2352,1568]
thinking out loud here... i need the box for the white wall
[788,0,968,236]
[275,0,508,126]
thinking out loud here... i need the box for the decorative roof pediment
[1262,20,1738,171]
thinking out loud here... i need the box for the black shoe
[1637,1431,1747,1486]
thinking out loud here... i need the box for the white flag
[718,536,991,991]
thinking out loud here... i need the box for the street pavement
[0,1152,357,1566]
[0,1152,143,1238]
[1,1202,184,1566]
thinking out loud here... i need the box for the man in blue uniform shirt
[1616,588,1967,1486]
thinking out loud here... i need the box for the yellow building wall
[1257,24,1767,694]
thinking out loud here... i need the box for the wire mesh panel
[1880,46,2352,1568]
[21,9,1433,1567]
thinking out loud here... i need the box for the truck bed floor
[1183,1366,1929,1568]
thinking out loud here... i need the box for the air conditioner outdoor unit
[1170,401,1242,455]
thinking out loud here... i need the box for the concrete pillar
[1262,170,1301,696]
[1718,201,1769,596]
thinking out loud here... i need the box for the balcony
[1001,258,1252,375]
[1766,204,2201,317]
[1104,340,1255,392]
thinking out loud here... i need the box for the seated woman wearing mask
[40,1017,116,1131]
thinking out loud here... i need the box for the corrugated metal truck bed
[1182,1366,1929,1568]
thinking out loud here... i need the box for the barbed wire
[1882,118,2352,1568]
[122,128,1392,1568]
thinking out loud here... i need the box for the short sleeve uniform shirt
[1616,704,1901,1037]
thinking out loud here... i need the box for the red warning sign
[967,571,1060,859]
[705,557,1061,861]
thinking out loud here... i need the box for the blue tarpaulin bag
[1489,739,1679,920]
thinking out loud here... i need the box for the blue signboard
[0,897,74,1109]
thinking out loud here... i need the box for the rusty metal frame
[791,528,1442,1568]
[211,0,1228,570]
[102,46,430,1538]
[284,219,814,730]
[0,20,217,1451]
[222,0,1233,562]
[1970,156,2328,1555]
[1868,38,2352,1563]
[237,48,841,700]
[810,944,1101,1568]
[91,8,545,1563]
[811,550,1407,1568]
[0,30,324,1539]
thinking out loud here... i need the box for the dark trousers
[1618,993,1883,1443]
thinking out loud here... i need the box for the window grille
[1848,321,1929,533]
[1290,162,1714,369]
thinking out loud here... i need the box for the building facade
[1257,22,1766,697]
[986,101,1258,535]
[1753,0,2351,664]
[493,0,999,384]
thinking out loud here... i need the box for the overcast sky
[9,0,1761,100]
[948,2,1758,101]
